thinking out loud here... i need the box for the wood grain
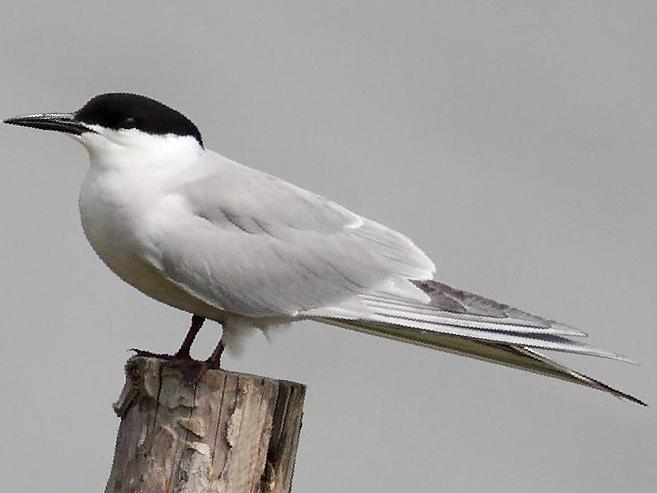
[105,357,305,493]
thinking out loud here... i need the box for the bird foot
[129,348,195,361]
[129,347,225,383]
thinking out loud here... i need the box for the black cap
[76,93,203,146]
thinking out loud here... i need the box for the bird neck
[81,131,203,174]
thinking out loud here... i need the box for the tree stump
[105,357,306,493]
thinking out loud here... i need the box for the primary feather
[318,280,644,405]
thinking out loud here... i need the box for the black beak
[3,112,93,135]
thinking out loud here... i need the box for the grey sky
[1,2,655,491]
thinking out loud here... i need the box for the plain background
[1,2,655,491]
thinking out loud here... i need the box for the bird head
[4,93,204,166]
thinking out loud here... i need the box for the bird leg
[131,314,205,360]
[205,338,225,369]
[173,314,205,359]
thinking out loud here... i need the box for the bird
[4,92,644,405]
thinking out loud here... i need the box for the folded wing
[142,151,435,318]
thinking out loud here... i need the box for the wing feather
[324,280,633,362]
[143,151,434,317]
[317,317,645,405]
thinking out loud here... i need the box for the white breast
[77,133,226,320]
[79,166,155,284]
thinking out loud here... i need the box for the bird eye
[120,117,137,129]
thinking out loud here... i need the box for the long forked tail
[317,280,646,406]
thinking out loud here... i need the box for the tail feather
[319,318,645,406]
[316,279,645,405]
[363,313,633,362]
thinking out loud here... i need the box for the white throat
[77,127,203,172]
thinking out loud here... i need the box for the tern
[4,93,644,405]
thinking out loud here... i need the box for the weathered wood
[105,357,306,493]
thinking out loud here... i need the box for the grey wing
[143,151,435,318]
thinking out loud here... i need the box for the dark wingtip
[616,390,648,407]
[592,378,647,406]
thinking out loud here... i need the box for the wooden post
[105,356,306,493]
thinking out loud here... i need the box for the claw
[129,348,194,361]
